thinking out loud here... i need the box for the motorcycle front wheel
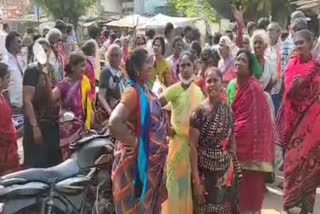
[15,204,65,214]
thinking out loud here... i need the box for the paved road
[16,139,320,214]
[262,174,320,214]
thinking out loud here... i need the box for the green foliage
[231,0,272,20]
[32,0,100,26]
[167,0,218,23]
[209,0,293,22]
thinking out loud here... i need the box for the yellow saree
[81,75,92,129]
[162,82,204,214]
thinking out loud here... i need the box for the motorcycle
[0,112,115,214]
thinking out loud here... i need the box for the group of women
[0,22,319,214]
[108,28,320,214]
[108,38,273,214]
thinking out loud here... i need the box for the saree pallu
[230,77,274,212]
[0,95,20,175]
[231,77,274,164]
[275,56,320,212]
[112,87,168,214]
[162,83,204,214]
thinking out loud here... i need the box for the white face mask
[178,73,195,85]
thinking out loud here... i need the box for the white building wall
[101,0,167,15]
[101,0,121,13]
[134,0,145,14]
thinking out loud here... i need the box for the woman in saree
[151,36,172,87]
[251,30,276,93]
[43,52,93,160]
[190,67,242,214]
[23,38,61,168]
[196,48,220,97]
[251,30,276,120]
[133,34,147,50]
[108,48,168,214]
[218,36,237,87]
[160,51,204,214]
[0,63,20,175]
[81,40,96,103]
[166,36,184,83]
[275,30,320,214]
[227,49,274,214]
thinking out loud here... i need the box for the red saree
[232,77,274,212]
[275,55,320,212]
[0,95,20,176]
[232,77,274,164]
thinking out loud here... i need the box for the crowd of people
[0,8,320,214]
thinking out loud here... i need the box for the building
[1,0,30,19]
[144,0,167,14]
[101,0,167,16]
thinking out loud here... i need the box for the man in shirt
[0,23,9,62]
[281,11,308,74]
[164,23,175,57]
[98,44,126,115]
[183,26,193,49]
[267,22,282,114]
[4,31,23,112]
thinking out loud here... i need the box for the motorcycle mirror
[60,112,75,123]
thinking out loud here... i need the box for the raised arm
[234,7,244,48]
[42,67,61,104]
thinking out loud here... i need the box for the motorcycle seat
[70,132,110,150]
[0,159,80,186]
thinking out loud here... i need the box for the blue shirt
[281,35,294,73]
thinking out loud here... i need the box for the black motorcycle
[0,112,115,214]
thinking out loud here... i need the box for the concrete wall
[101,0,167,15]
[101,0,122,14]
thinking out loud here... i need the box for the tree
[167,0,218,23]
[32,0,100,27]
[208,0,294,26]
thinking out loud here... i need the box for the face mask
[179,73,195,85]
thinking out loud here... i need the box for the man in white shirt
[0,23,9,62]
[4,31,23,112]
[267,22,282,114]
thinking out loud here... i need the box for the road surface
[16,139,320,214]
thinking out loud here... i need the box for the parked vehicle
[0,112,115,214]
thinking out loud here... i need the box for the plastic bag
[152,75,166,97]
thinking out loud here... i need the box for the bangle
[32,124,39,128]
